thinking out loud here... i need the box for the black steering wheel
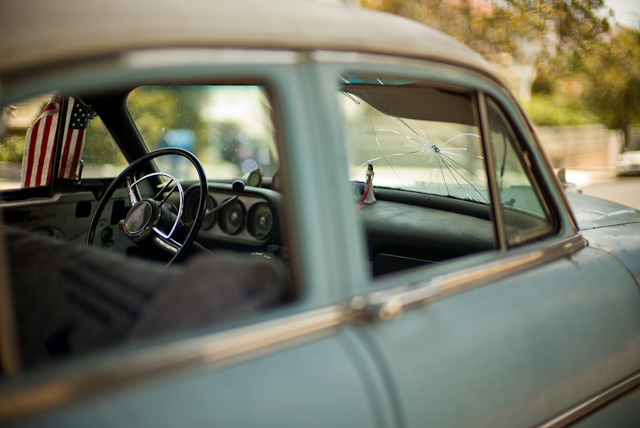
[87,148,207,266]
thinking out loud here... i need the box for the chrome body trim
[476,91,507,250]
[0,306,346,424]
[535,370,640,428]
[123,49,303,69]
[358,234,586,321]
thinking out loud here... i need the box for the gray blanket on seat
[6,227,284,368]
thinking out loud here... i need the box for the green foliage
[501,0,609,54]
[523,94,597,127]
[127,87,180,148]
[363,0,611,64]
[127,86,207,152]
[578,26,640,147]
[0,134,25,162]
[364,0,640,142]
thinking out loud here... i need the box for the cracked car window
[338,75,553,278]
[340,75,496,278]
[341,76,487,203]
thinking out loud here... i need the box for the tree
[362,0,622,129]
[498,0,609,54]
[579,26,640,150]
[362,0,611,65]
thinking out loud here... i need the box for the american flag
[21,95,96,188]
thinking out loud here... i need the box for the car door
[327,62,640,427]
[0,55,395,427]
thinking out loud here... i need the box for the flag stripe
[36,114,55,186]
[21,96,94,188]
[22,119,40,188]
[68,130,85,178]
[58,130,71,178]
[59,128,76,179]
[21,96,59,188]
[58,99,74,178]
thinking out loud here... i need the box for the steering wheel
[87,148,207,266]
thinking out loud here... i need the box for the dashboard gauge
[185,192,216,230]
[219,199,245,235]
[247,202,273,239]
[201,196,217,230]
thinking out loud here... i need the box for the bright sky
[606,0,640,28]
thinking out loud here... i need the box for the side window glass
[487,100,552,245]
[127,86,279,182]
[1,94,53,190]
[81,116,127,179]
[340,75,494,277]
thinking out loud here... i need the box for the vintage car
[1,0,640,427]
[616,150,640,175]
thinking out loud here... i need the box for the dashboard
[183,183,282,249]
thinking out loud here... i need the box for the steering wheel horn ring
[87,148,208,266]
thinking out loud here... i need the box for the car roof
[0,0,496,80]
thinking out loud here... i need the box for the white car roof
[0,0,496,79]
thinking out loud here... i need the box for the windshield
[127,85,278,182]
[340,77,488,204]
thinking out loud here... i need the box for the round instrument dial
[247,202,273,239]
[219,199,245,235]
[185,192,216,230]
[201,196,217,230]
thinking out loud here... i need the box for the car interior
[0,74,554,370]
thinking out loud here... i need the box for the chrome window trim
[123,48,303,70]
[477,91,507,250]
[535,370,640,428]
[484,97,555,244]
[0,305,346,424]
[354,234,586,321]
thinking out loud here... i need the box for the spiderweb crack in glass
[359,113,488,203]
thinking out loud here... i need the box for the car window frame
[482,95,555,247]
[1,47,356,306]
[314,51,581,299]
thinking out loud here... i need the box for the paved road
[582,175,640,211]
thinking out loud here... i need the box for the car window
[487,99,552,245]
[2,83,293,372]
[81,116,128,179]
[340,75,495,277]
[126,85,279,183]
[341,76,488,203]
[0,94,125,190]
[339,75,553,278]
